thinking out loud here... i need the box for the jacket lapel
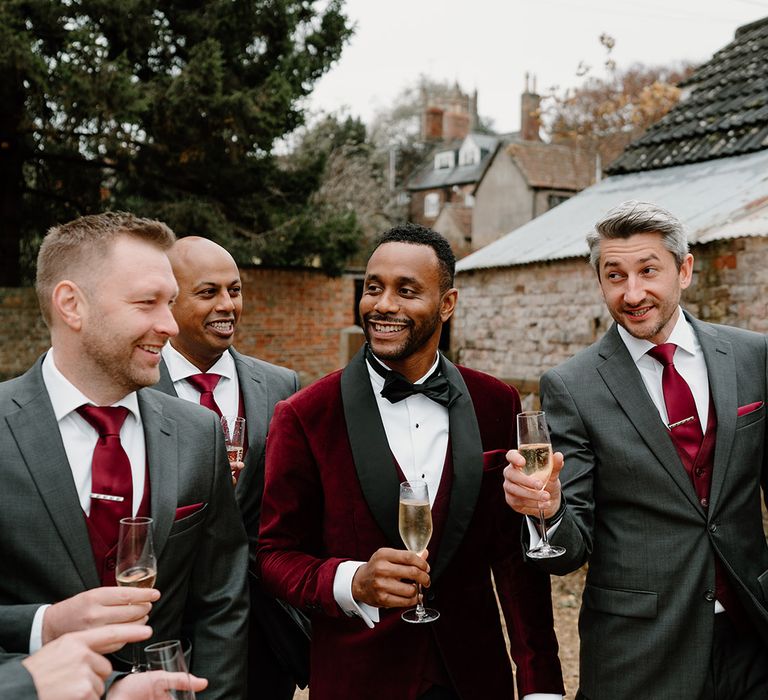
[155,358,178,397]
[139,390,178,561]
[340,348,483,581]
[431,359,482,582]
[691,317,736,513]
[596,325,703,515]
[230,349,269,467]
[6,359,100,589]
[341,347,402,548]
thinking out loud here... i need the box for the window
[424,192,440,218]
[434,151,455,169]
[458,142,480,166]
[548,193,571,210]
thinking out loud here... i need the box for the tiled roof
[506,141,594,191]
[607,16,768,175]
[406,134,500,191]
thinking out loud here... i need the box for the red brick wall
[225,268,356,386]
[0,268,357,385]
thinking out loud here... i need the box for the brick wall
[237,268,356,385]
[452,237,768,393]
[0,268,357,385]
[0,288,51,380]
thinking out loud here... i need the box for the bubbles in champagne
[519,443,553,484]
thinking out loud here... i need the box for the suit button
[105,557,116,570]
[694,467,704,478]
[704,590,715,602]
[700,498,709,508]
[709,523,718,533]
[425,590,436,602]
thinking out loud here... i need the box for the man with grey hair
[504,200,768,699]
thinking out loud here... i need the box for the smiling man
[504,201,768,700]
[154,236,304,700]
[0,213,249,700]
[257,223,564,700]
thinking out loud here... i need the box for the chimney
[443,110,470,141]
[520,72,541,142]
[423,105,444,141]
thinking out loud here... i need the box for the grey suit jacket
[534,313,768,699]
[0,652,35,699]
[0,356,250,700]
[154,347,300,566]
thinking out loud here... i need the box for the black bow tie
[366,348,458,408]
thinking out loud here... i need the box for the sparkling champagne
[398,500,432,555]
[519,442,553,486]
[116,565,157,588]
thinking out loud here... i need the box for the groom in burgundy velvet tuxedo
[257,224,564,700]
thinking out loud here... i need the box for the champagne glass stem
[538,506,551,547]
[415,584,426,620]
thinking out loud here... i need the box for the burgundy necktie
[77,405,133,550]
[186,373,223,417]
[647,343,704,461]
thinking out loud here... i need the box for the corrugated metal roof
[456,148,768,272]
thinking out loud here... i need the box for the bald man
[154,237,306,700]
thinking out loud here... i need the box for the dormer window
[458,140,480,166]
[434,151,455,169]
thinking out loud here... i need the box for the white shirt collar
[41,349,141,422]
[162,342,236,382]
[617,307,698,364]
[366,350,441,390]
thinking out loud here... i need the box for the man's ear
[51,280,86,331]
[440,288,458,322]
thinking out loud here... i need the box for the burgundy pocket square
[174,503,205,520]
[737,401,764,417]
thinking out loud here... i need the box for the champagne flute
[116,516,157,671]
[144,639,196,700]
[517,411,565,559]
[398,480,439,623]
[221,415,246,480]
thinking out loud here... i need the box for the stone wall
[452,236,768,393]
[0,268,357,385]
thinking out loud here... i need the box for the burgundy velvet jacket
[257,349,564,699]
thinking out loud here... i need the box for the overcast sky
[307,0,768,133]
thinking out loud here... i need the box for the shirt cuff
[29,604,50,653]
[332,560,380,629]
[522,695,563,700]
[526,515,563,548]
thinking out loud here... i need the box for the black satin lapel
[139,391,177,561]
[340,347,402,548]
[597,330,703,515]
[154,358,178,397]
[7,363,99,589]
[431,359,482,582]
[695,322,735,513]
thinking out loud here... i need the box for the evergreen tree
[0,0,355,284]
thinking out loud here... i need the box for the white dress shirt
[333,353,448,627]
[334,353,561,700]
[161,343,240,417]
[31,349,147,651]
